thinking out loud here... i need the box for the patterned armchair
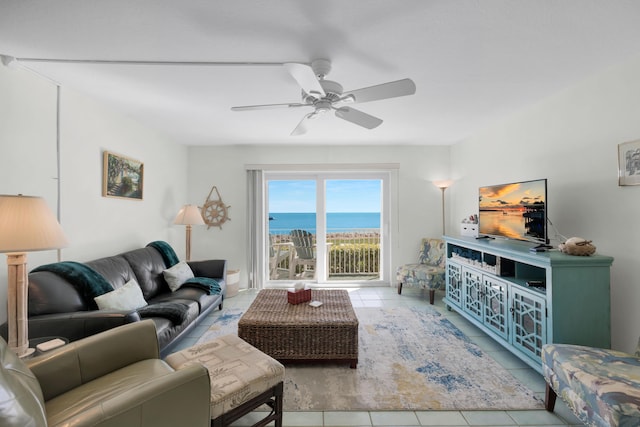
[542,340,640,427]
[396,238,446,304]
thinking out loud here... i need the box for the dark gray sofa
[18,242,226,357]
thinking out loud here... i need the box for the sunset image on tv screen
[478,180,546,242]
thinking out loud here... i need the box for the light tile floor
[169,286,585,427]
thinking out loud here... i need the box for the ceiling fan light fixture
[233,59,415,135]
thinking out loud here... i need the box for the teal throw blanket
[182,277,221,295]
[32,261,113,307]
[146,240,179,267]
[138,301,190,325]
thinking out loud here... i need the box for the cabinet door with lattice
[510,287,546,362]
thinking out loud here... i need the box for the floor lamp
[173,204,205,261]
[433,180,454,236]
[0,195,68,357]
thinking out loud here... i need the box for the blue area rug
[197,306,544,411]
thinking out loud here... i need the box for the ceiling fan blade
[231,102,308,111]
[291,112,318,136]
[343,78,416,104]
[334,107,383,129]
[284,63,326,98]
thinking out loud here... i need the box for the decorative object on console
[558,237,596,256]
[618,138,640,186]
[433,180,454,235]
[0,195,68,357]
[173,204,205,261]
[201,185,231,229]
[460,214,479,237]
[102,151,144,200]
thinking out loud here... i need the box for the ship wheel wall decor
[201,186,231,229]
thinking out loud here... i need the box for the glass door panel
[267,180,317,281]
[325,179,381,281]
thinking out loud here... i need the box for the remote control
[526,280,545,287]
[36,338,66,352]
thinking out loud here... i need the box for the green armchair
[0,320,211,427]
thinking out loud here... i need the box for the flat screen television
[478,178,548,245]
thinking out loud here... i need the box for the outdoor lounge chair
[289,229,316,278]
[269,235,292,279]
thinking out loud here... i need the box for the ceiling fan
[231,59,416,135]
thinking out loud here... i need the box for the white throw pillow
[94,279,148,311]
[163,261,195,292]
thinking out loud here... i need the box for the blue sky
[268,179,381,213]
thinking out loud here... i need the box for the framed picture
[618,139,640,186]
[102,151,144,199]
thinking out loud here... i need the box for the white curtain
[246,169,266,289]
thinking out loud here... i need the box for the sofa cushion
[44,359,174,426]
[85,255,138,290]
[163,261,195,292]
[122,247,170,300]
[94,279,148,311]
[29,271,87,314]
[144,298,200,349]
[31,261,114,309]
[0,337,47,427]
[152,287,219,313]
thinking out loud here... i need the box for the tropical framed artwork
[102,151,144,199]
[618,139,640,186]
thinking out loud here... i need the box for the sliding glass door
[266,172,387,285]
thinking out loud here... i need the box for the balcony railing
[270,229,380,280]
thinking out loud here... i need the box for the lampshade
[432,180,454,189]
[0,195,68,253]
[173,204,205,226]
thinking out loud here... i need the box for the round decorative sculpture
[201,186,230,229]
[558,237,596,256]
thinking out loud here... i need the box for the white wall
[450,55,640,353]
[0,65,189,322]
[186,145,451,286]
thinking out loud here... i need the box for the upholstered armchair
[542,340,640,427]
[0,320,211,427]
[396,238,446,304]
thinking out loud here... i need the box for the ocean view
[269,212,380,234]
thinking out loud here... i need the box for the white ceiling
[1,1,640,146]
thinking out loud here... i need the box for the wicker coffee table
[238,289,359,368]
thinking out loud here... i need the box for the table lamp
[173,204,205,261]
[0,195,68,357]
